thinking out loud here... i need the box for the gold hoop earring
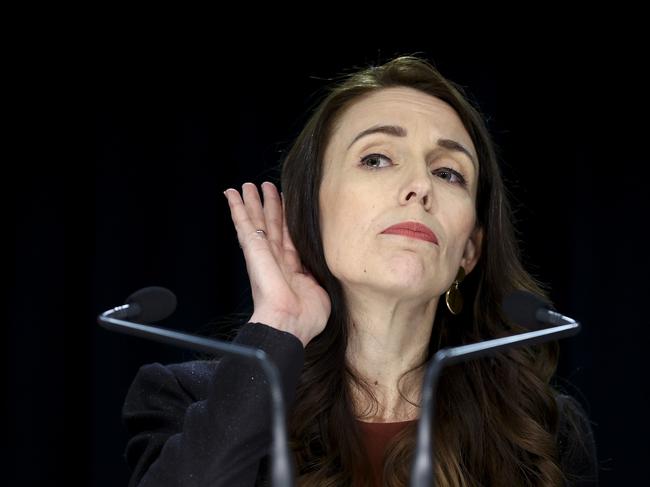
[445,266,466,315]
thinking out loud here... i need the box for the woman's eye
[360,153,392,169]
[435,167,467,186]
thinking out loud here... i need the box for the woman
[122,55,599,486]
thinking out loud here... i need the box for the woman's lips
[381,222,438,244]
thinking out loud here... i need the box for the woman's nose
[403,163,435,209]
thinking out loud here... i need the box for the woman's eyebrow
[347,124,477,170]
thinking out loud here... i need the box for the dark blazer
[121,322,599,486]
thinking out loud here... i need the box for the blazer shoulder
[123,321,304,415]
[121,359,224,482]
[125,359,221,408]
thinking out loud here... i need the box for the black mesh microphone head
[502,290,555,329]
[125,286,177,323]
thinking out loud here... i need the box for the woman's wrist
[248,311,308,348]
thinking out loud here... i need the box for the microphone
[409,290,581,487]
[104,286,177,323]
[97,286,295,487]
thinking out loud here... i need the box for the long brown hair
[208,54,593,486]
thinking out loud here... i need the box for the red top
[356,419,418,486]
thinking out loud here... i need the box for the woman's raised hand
[223,182,332,347]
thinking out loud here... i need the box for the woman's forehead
[332,87,475,155]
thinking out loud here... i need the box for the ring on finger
[239,228,267,248]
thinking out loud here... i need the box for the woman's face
[319,86,483,303]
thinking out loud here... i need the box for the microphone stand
[409,314,581,487]
[98,306,295,487]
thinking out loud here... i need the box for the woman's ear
[461,225,483,275]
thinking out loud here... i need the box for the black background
[10,42,648,485]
